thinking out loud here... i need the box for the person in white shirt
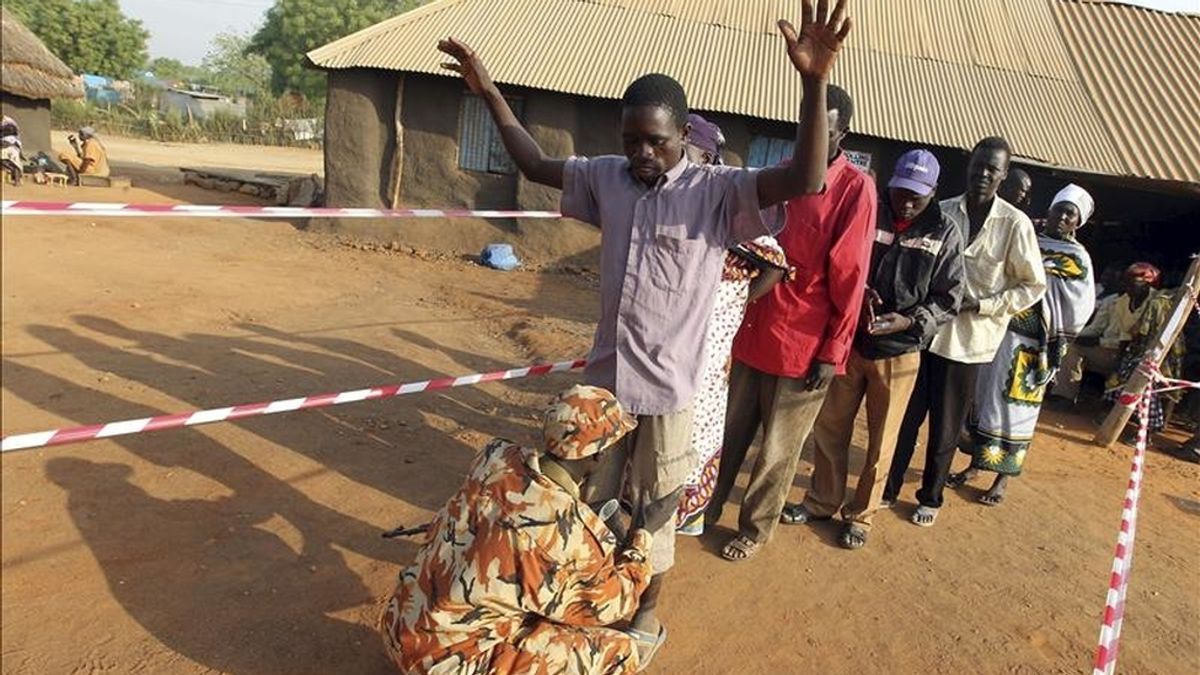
[883,137,1047,527]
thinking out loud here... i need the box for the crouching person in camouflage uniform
[381,385,674,674]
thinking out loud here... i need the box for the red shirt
[732,154,878,377]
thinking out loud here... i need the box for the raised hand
[437,37,495,96]
[779,0,852,81]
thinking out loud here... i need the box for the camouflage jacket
[381,439,652,674]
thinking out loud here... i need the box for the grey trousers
[707,361,830,543]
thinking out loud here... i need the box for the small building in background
[159,88,246,121]
[80,73,129,105]
[0,7,84,155]
[81,74,133,105]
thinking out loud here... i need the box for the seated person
[1103,266,1183,432]
[57,126,110,184]
[381,385,675,675]
[1050,264,1155,403]
[1,115,21,185]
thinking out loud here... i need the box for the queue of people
[377,3,1179,672]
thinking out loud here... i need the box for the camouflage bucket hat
[542,385,637,460]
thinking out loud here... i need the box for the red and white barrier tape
[0,358,586,453]
[1092,389,1151,675]
[0,200,562,219]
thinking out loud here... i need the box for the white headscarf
[1051,183,1094,227]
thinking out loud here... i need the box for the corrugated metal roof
[1053,0,1200,184]
[307,0,1194,182]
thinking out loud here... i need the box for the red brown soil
[2,141,1198,674]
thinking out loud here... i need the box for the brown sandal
[720,534,762,562]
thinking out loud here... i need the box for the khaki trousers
[582,407,695,574]
[707,361,830,544]
[801,349,920,529]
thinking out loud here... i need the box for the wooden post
[388,75,406,209]
[1094,255,1200,447]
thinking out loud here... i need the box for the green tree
[146,57,185,79]
[202,32,272,98]
[7,0,149,78]
[145,57,208,83]
[249,0,420,99]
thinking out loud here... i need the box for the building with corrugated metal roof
[307,0,1199,272]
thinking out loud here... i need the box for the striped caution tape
[0,200,562,219]
[1092,388,1151,675]
[1,358,586,453]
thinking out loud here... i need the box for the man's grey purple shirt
[561,155,784,415]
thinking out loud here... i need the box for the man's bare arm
[756,0,852,208]
[439,38,564,189]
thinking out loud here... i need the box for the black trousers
[884,351,983,508]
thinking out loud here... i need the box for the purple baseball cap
[888,149,940,196]
[687,113,725,163]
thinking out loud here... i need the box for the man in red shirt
[706,85,877,561]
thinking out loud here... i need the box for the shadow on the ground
[0,314,562,672]
[1165,494,1200,516]
[20,315,537,508]
[2,358,401,673]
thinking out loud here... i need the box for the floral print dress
[676,236,791,534]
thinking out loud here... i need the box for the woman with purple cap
[951,184,1097,505]
[673,113,793,535]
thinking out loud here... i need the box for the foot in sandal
[946,468,978,489]
[978,475,1008,506]
[623,624,667,673]
[839,523,868,550]
[910,505,939,527]
[779,502,831,525]
[720,534,762,562]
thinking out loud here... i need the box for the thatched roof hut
[1,7,83,156]
[1,7,84,101]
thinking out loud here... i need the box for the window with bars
[746,135,793,169]
[458,94,523,174]
[747,135,873,173]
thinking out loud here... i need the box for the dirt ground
[2,140,1198,675]
[49,130,326,176]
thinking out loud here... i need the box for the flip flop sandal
[720,534,762,562]
[978,492,1005,506]
[624,624,667,673]
[910,506,939,527]
[839,524,868,550]
[945,472,972,488]
[779,503,831,525]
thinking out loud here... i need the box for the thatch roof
[1,7,84,100]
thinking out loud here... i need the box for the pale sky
[121,0,274,64]
[122,0,1200,66]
